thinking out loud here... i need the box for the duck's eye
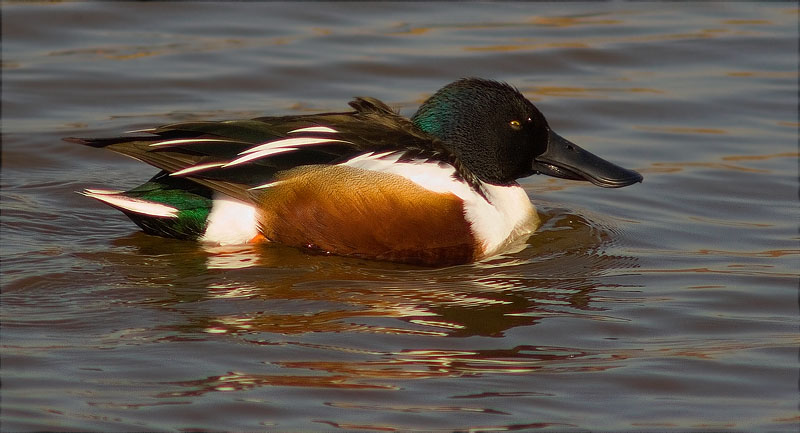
[509,120,522,130]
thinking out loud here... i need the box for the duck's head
[411,78,643,187]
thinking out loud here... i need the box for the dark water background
[2,2,798,431]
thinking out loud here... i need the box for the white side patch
[342,153,538,257]
[288,126,338,134]
[200,193,259,246]
[81,190,179,218]
[342,152,467,196]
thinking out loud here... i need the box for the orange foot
[248,233,268,244]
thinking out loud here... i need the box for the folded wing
[67,97,452,202]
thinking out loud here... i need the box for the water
[2,2,798,431]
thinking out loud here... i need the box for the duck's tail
[80,171,213,241]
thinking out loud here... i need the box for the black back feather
[67,97,482,202]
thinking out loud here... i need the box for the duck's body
[71,78,641,266]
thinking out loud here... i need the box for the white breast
[343,152,539,258]
[464,183,539,257]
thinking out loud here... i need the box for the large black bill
[531,130,643,188]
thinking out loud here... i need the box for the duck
[68,78,642,266]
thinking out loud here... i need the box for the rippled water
[2,2,798,431]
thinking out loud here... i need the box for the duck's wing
[67,97,457,202]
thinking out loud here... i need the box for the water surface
[2,2,798,431]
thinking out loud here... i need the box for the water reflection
[62,204,650,405]
[202,244,263,270]
[158,371,394,398]
[89,208,638,342]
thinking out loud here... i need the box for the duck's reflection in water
[99,208,637,389]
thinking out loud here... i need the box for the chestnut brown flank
[251,165,478,266]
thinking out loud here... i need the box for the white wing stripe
[170,162,226,176]
[82,191,179,218]
[166,137,350,175]
[343,151,396,165]
[240,137,349,155]
[249,180,286,190]
[288,126,338,134]
[82,188,124,195]
[150,138,250,147]
[223,147,298,167]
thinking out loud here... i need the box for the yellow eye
[509,120,522,130]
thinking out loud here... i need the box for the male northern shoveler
[68,78,642,266]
